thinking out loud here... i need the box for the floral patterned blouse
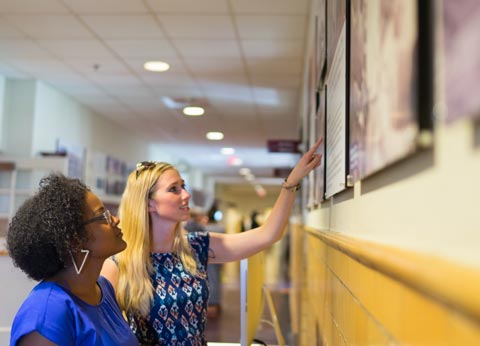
[128,232,210,346]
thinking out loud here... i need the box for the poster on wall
[349,0,421,182]
[314,87,326,204]
[443,0,480,123]
[326,0,347,74]
[325,0,348,199]
[316,0,327,86]
[307,50,317,209]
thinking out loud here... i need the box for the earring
[69,249,90,274]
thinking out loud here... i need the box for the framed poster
[349,0,427,182]
[325,0,348,198]
[314,87,326,204]
[316,0,327,86]
[443,0,480,123]
[307,49,317,209]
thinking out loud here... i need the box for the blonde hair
[116,162,198,316]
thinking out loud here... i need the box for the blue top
[128,232,210,346]
[10,276,139,346]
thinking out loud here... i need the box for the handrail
[305,227,480,324]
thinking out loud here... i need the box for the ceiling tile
[246,58,302,75]
[38,39,115,59]
[174,40,240,58]
[106,85,154,99]
[63,0,148,14]
[88,74,144,88]
[207,98,256,116]
[141,72,197,88]
[81,15,165,39]
[250,73,301,88]
[196,74,250,92]
[236,15,306,40]
[0,0,68,14]
[8,58,80,77]
[241,39,304,59]
[63,57,130,75]
[231,0,309,15]
[183,58,245,75]
[0,39,52,58]
[146,0,229,14]
[0,21,26,38]
[105,39,179,59]
[3,15,94,38]
[152,86,204,99]
[261,117,298,138]
[160,15,235,39]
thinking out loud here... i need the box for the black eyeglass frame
[83,210,113,226]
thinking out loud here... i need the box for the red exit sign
[267,139,301,153]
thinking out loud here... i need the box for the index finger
[307,137,323,155]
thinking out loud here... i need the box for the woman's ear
[147,199,156,212]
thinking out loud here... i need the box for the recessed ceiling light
[183,106,204,116]
[221,147,235,155]
[143,61,170,72]
[206,132,224,141]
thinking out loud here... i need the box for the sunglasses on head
[136,161,157,180]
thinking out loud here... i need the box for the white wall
[0,76,6,152]
[2,80,37,157]
[32,81,149,163]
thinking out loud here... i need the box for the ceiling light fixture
[183,106,205,116]
[221,147,235,155]
[144,61,170,72]
[206,132,224,141]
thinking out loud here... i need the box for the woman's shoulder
[12,282,77,333]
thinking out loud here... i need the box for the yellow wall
[291,227,480,345]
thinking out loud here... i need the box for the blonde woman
[101,139,322,345]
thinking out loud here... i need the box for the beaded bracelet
[282,178,301,192]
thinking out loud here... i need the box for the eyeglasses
[83,210,113,226]
[136,161,157,180]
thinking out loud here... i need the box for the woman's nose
[182,188,191,200]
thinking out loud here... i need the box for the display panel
[349,0,421,182]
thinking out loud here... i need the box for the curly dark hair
[7,173,90,281]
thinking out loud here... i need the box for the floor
[205,283,292,345]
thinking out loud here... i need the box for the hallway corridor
[205,283,291,345]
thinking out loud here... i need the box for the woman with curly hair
[101,139,322,345]
[7,173,139,346]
